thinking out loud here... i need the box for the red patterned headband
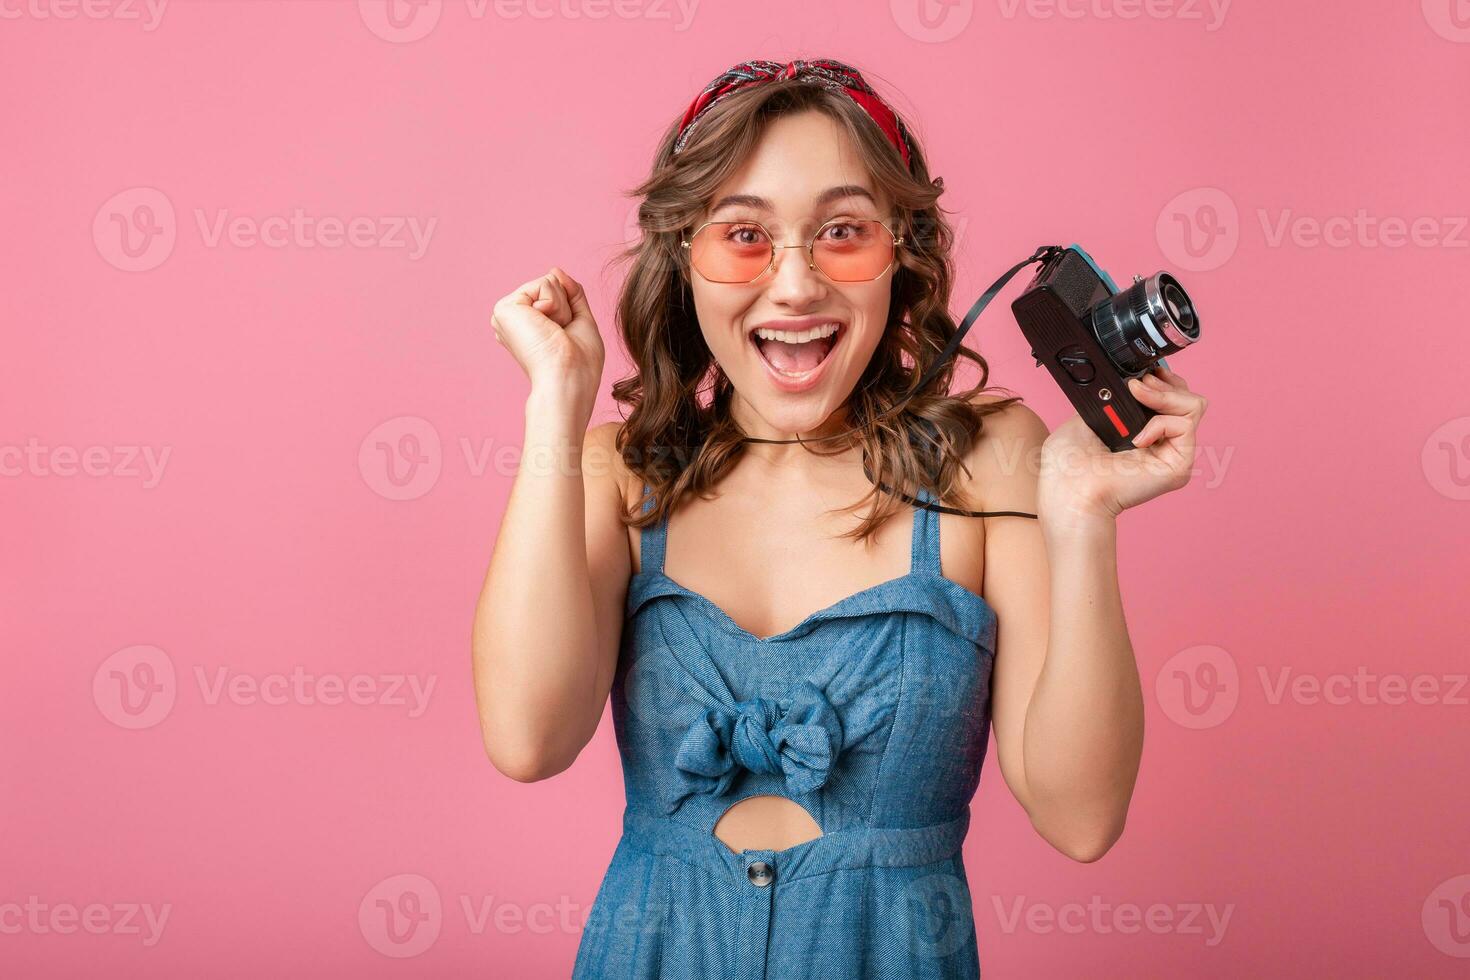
[672,58,914,171]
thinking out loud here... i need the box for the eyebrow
[708,185,877,215]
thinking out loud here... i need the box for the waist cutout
[620,808,971,887]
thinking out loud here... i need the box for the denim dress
[571,483,997,979]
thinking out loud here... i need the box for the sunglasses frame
[680,216,907,285]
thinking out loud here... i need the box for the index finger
[550,266,592,317]
[1151,361,1189,389]
[512,273,553,305]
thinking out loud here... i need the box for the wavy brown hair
[607,66,1023,543]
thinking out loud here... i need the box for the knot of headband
[672,58,915,171]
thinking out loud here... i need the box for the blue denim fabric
[572,484,997,979]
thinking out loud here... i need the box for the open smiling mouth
[749,321,845,384]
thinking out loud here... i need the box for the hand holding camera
[1011,246,1201,453]
[1010,247,1208,522]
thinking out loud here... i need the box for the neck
[728,395,858,463]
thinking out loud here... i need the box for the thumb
[1131,412,1190,450]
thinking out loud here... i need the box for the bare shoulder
[583,419,637,510]
[953,392,1050,514]
[968,392,1050,447]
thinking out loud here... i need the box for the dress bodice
[611,483,998,834]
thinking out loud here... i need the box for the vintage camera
[1011,245,1200,452]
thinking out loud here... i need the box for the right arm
[471,267,630,782]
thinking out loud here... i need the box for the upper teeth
[752,323,840,343]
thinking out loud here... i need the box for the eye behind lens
[688,219,898,284]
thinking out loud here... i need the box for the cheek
[846,279,891,319]
[689,288,731,344]
[689,292,760,375]
[841,286,892,356]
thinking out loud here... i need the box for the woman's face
[687,110,897,441]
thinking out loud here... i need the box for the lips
[747,318,845,394]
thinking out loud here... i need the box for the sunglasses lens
[813,220,894,282]
[689,220,896,283]
[689,222,771,283]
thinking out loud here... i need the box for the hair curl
[606,67,1023,543]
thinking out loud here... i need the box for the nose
[764,238,827,306]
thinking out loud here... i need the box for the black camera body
[1011,245,1200,452]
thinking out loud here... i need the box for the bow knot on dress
[666,679,844,812]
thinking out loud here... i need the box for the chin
[738,384,851,437]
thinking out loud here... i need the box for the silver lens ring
[1143,273,1199,349]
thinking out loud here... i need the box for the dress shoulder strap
[909,487,942,575]
[637,482,667,575]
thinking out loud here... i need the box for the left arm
[971,363,1208,862]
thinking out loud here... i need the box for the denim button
[747,861,774,887]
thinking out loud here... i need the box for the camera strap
[909,244,1061,397]
[865,244,1062,519]
[741,243,1063,518]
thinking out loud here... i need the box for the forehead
[704,110,887,219]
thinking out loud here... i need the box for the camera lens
[1090,272,1200,376]
[1162,280,1195,333]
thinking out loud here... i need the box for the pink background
[4,1,1468,976]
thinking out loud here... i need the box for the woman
[474,58,1207,979]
